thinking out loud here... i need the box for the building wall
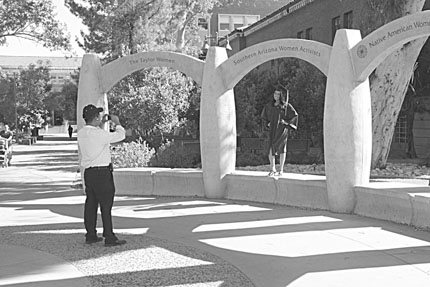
[207,0,290,39]
[230,0,363,52]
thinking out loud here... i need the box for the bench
[21,138,32,145]
[0,139,12,167]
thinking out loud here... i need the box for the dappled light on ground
[1,137,430,286]
[0,263,86,286]
[288,264,430,287]
[200,227,430,257]
[193,216,342,232]
[112,200,271,219]
[0,206,82,227]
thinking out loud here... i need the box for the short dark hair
[83,104,103,122]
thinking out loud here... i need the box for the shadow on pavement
[1,138,430,286]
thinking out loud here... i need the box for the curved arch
[218,39,332,90]
[101,51,205,92]
[352,10,430,82]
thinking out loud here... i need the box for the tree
[285,61,326,147]
[234,58,326,149]
[0,0,71,51]
[66,0,287,141]
[234,66,272,137]
[168,0,229,52]
[108,68,195,138]
[66,0,167,59]
[405,37,430,159]
[0,72,15,126]
[358,0,428,168]
[65,0,231,57]
[65,0,227,139]
[16,63,51,131]
[61,79,79,121]
[44,91,64,120]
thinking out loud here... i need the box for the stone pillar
[76,54,108,132]
[76,54,109,185]
[200,47,237,198]
[324,29,372,213]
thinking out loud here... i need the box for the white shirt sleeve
[96,125,126,145]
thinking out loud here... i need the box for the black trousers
[84,166,116,241]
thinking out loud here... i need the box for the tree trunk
[405,91,417,158]
[370,0,427,168]
[176,24,187,52]
[371,38,427,167]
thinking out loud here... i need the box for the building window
[305,27,313,40]
[297,31,303,39]
[219,23,230,31]
[343,11,353,29]
[332,16,341,41]
[394,114,408,143]
[234,23,244,29]
[198,17,208,30]
[218,14,260,36]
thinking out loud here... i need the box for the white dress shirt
[78,125,126,169]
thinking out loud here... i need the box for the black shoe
[105,239,127,247]
[85,237,103,244]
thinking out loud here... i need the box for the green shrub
[111,139,155,168]
[150,140,201,168]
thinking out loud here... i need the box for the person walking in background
[261,84,298,176]
[44,122,49,134]
[77,104,126,247]
[68,124,73,139]
[0,124,13,142]
[0,123,13,167]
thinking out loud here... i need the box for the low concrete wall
[113,168,430,230]
[114,168,328,210]
[225,171,328,210]
[354,183,415,225]
[153,169,205,197]
[114,168,154,196]
[354,182,430,228]
[411,192,430,229]
[114,167,205,197]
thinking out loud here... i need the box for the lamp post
[219,35,232,51]
[199,32,232,60]
[11,73,17,133]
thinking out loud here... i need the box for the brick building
[224,0,361,50]
[199,0,293,45]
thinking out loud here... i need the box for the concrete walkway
[1,133,430,286]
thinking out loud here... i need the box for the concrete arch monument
[77,10,430,213]
[77,39,331,200]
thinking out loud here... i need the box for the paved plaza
[1,131,430,286]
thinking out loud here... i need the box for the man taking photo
[77,104,126,247]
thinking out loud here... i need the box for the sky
[0,1,86,57]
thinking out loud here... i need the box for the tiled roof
[0,55,82,70]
